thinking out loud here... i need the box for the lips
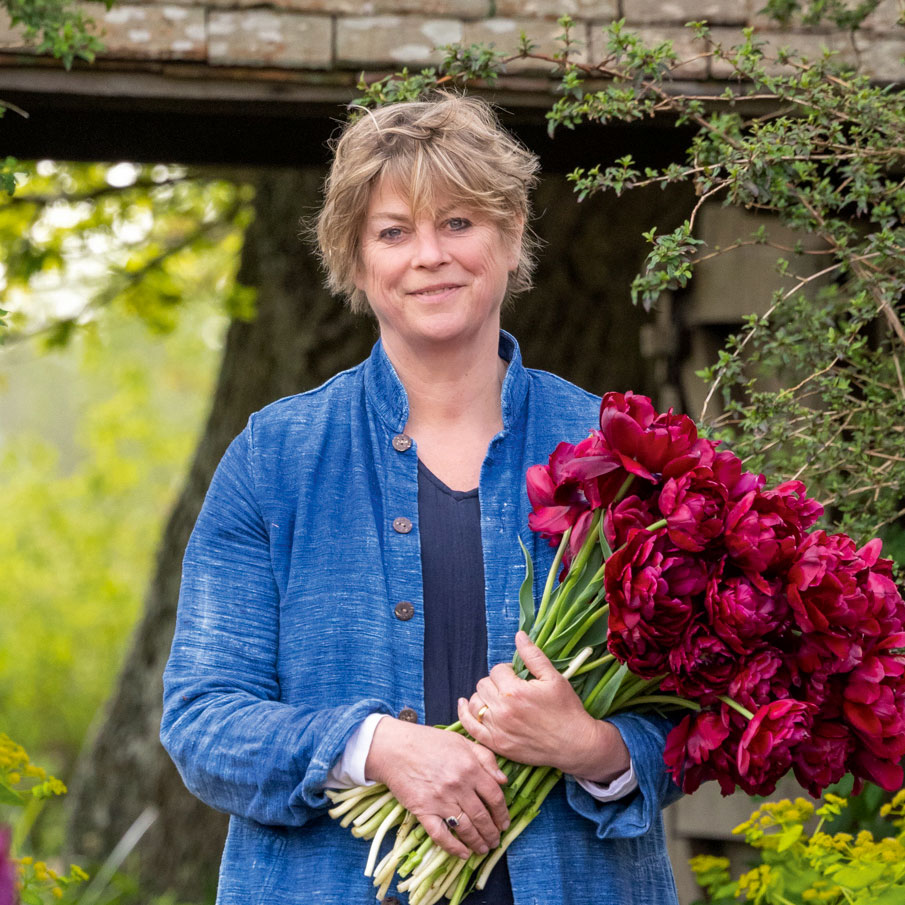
[408,283,462,296]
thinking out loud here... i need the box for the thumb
[515,631,558,680]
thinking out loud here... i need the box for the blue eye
[379,227,403,240]
[447,218,471,231]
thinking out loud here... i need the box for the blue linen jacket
[161,332,681,905]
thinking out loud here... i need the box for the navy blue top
[418,460,514,904]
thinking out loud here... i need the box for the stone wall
[0,0,903,85]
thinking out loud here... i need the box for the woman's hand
[458,631,630,783]
[364,717,510,859]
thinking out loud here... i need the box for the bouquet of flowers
[327,391,905,904]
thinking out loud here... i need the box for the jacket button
[392,434,412,452]
[394,601,415,621]
[393,516,413,534]
[398,707,418,723]
[382,898,402,905]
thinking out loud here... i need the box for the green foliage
[1,734,89,903]
[0,162,254,342]
[2,0,112,68]
[0,163,242,764]
[760,0,887,29]
[690,791,905,904]
[0,289,222,763]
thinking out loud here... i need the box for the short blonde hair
[316,93,541,314]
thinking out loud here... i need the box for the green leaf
[517,536,535,635]
[588,662,629,719]
[832,862,886,889]
[0,781,25,805]
[20,890,42,905]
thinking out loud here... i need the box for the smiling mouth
[409,284,462,296]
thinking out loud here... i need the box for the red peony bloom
[526,442,591,545]
[736,699,813,796]
[604,529,695,677]
[657,466,727,553]
[562,392,718,509]
[661,615,740,702]
[710,450,765,501]
[728,648,791,711]
[843,638,905,775]
[664,709,737,795]
[0,824,16,905]
[603,494,657,550]
[707,572,790,655]
[792,718,853,798]
[725,481,821,575]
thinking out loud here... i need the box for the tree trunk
[65,167,690,899]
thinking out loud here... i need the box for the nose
[411,225,450,269]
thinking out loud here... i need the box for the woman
[161,94,681,904]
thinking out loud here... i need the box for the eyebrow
[368,205,462,222]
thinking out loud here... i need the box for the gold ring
[476,704,489,723]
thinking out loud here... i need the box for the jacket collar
[363,330,529,433]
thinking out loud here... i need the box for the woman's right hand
[364,717,510,859]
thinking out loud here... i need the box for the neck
[381,328,507,431]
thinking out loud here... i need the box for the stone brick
[588,23,709,78]
[854,34,905,81]
[622,0,751,26]
[709,26,858,78]
[494,0,617,19]
[0,2,206,60]
[336,16,464,67]
[197,0,488,14]
[462,16,586,72]
[863,0,905,31]
[208,10,332,68]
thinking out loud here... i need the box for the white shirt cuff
[324,713,387,789]
[574,762,638,801]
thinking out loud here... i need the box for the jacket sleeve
[160,425,393,827]
[564,712,683,838]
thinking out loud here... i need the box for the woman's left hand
[458,631,630,783]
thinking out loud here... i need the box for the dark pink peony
[661,615,740,702]
[792,718,853,798]
[603,494,656,550]
[604,529,694,677]
[707,572,790,655]
[736,699,813,796]
[526,442,591,545]
[724,481,821,575]
[711,450,765,501]
[728,648,792,711]
[0,825,16,905]
[843,638,905,768]
[664,709,738,795]
[657,466,727,553]
[562,392,719,509]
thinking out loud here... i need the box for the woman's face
[355,179,520,353]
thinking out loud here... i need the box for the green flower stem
[645,518,667,532]
[398,834,434,878]
[534,525,572,627]
[573,652,615,676]
[627,695,700,711]
[581,658,629,712]
[364,803,403,875]
[608,676,663,713]
[558,605,609,659]
[718,694,755,721]
[475,768,563,891]
[447,858,478,905]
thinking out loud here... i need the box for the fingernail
[503,819,511,831]
[497,771,508,783]
[478,845,488,854]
